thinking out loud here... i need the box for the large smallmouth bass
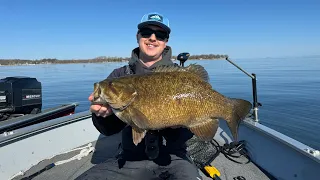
[92,64,252,145]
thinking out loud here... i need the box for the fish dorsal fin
[153,64,209,82]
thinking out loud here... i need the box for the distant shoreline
[0,54,228,66]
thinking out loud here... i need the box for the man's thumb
[88,93,93,101]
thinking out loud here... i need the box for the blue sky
[1,0,319,59]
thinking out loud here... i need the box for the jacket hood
[128,46,174,74]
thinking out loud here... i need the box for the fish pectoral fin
[128,107,150,129]
[189,118,219,141]
[132,128,146,146]
[127,107,149,145]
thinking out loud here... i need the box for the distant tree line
[0,54,229,66]
[172,54,228,60]
[0,57,129,65]
[190,54,228,60]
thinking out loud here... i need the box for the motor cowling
[0,76,42,115]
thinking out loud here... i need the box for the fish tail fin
[226,98,252,141]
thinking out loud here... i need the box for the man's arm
[91,66,128,136]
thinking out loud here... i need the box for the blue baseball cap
[137,12,171,34]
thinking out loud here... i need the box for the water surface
[1,58,319,149]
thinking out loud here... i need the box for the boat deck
[11,131,270,180]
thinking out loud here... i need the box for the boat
[0,59,319,180]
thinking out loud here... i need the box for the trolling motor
[0,77,42,121]
[177,52,190,67]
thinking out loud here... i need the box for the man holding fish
[76,12,251,180]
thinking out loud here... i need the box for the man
[76,12,203,180]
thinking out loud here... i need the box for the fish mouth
[91,96,108,106]
[92,82,108,106]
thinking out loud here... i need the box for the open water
[0,57,319,150]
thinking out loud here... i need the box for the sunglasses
[138,28,168,41]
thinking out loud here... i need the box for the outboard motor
[177,52,190,67]
[0,77,42,121]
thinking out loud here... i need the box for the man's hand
[88,93,113,118]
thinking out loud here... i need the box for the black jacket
[92,46,194,160]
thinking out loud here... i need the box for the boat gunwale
[0,110,91,147]
[243,118,320,163]
[1,110,319,163]
[0,102,79,133]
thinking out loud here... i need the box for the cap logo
[148,14,163,22]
